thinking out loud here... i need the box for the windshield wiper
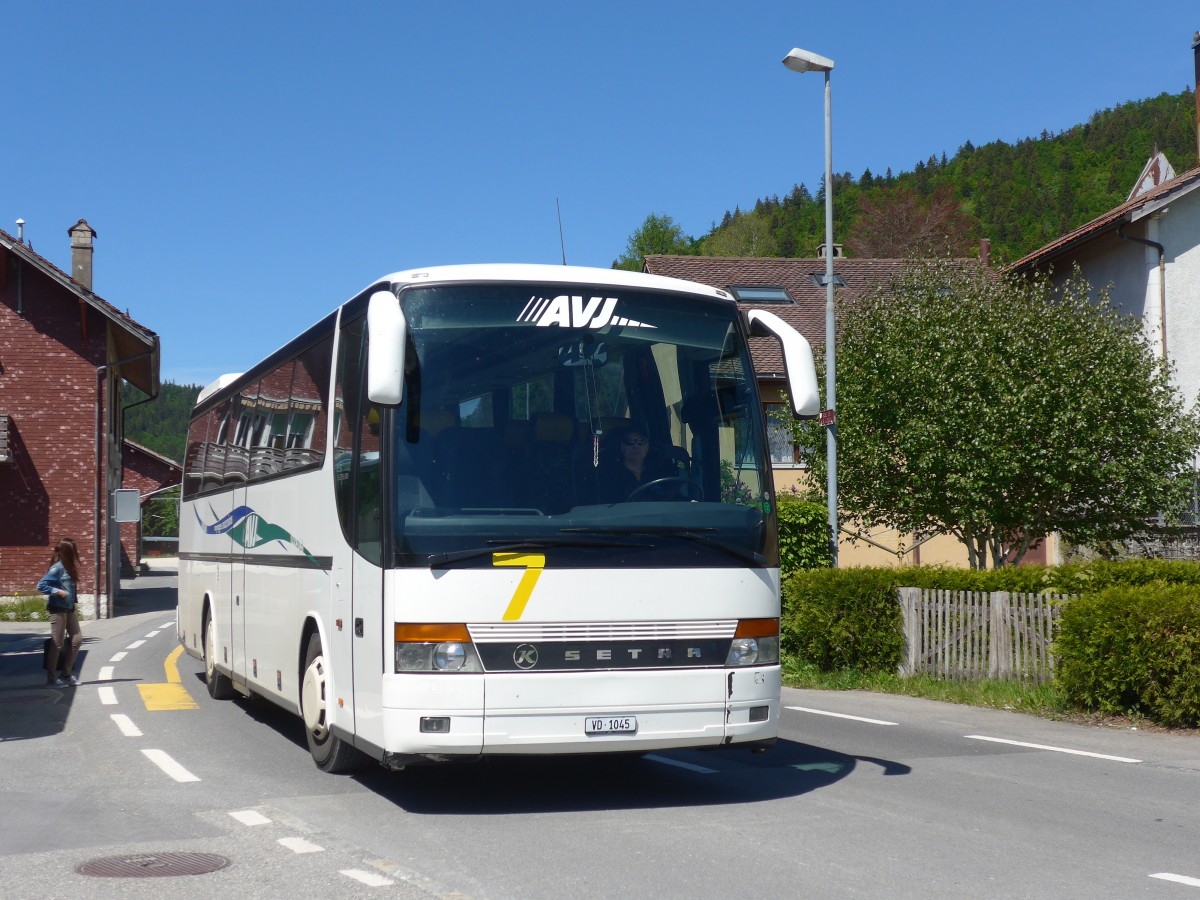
[426,536,641,568]
[561,526,766,567]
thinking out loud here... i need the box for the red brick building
[0,220,161,615]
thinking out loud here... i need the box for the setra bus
[177,263,818,772]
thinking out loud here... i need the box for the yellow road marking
[494,552,545,621]
[164,644,185,683]
[138,683,198,710]
[137,644,199,710]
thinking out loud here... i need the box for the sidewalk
[0,557,180,694]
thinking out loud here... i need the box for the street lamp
[783,47,839,566]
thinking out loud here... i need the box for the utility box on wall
[112,488,141,523]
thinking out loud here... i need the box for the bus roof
[195,264,738,410]
[378,263,734,304]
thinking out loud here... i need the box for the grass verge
[0,596,48,622]
[782,657,1196,732]
[783,656,1071,720]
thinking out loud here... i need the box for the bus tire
[301,632,361,773]
[204,612,236,700]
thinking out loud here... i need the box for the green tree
[612,213,695,271]
[793,260,1200,568]
[142,485,180,538]
[699,210,778,257]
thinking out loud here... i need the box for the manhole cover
[76,852,231,878]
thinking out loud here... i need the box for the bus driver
[599,426,676,503]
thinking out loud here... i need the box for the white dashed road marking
[97,686,117,705]
[646,755,718,774]
[341,869,395,887]
[142,749,200,783]
[964,735,1141,763]
[279,837,325,854]
[1151,873,1200,888]
[786,706,899,726]
[98,666,114,681]
[110,714,142,737]
[109,652,127,662]
[126,640,145,650]
[229,810,272,827]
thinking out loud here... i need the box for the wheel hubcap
[205,621,215,678]
[301,655,328,738]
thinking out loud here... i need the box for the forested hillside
[131,93,1198,452]
[123,381,201,463]
[620,89,1197,267]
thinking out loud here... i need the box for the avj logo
[516,294,656,330]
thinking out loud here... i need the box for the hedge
[782,568,904,673]
[781,561,1200,728]
[1055,583,1200,727]
[776,495,833,576]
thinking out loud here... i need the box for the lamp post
[783,47,838,566]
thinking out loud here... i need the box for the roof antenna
[556,198,567,265]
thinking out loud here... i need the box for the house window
[729,285,794,304]
[765,403,802,466]
[0,413,11,464]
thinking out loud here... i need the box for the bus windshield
[376,282,776,568]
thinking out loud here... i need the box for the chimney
[69,218,96,290]
[1194,31,1200,163]
[979,238,991,268]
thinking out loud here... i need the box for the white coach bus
[177,264,818,772]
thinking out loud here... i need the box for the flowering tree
[793,260,1200,568]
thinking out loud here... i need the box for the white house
[1009,157,1200,419]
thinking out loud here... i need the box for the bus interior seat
[529,412,577,513]
[435,426,506,508]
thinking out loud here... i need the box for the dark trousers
[47,610,82,681]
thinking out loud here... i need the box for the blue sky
[4,2,1198,386]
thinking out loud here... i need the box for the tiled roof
[0,225,160,395]
[645,255,964,376]
[124,439,183,472]
[1007,165,1200,274]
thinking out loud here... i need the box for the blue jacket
[38,562,77,611]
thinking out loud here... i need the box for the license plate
[585,716,637,735]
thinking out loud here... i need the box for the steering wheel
[628,476,705,502]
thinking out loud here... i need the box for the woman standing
[37,538,83,687]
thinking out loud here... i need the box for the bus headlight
[726,619,780,666]
[394,624,483,673]
[433,642,468,671]
[727,637,760,665]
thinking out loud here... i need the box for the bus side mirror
[744,309,819,418]
[367,290,407,406]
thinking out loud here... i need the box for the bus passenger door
[333,310,390,752]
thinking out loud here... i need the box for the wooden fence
[897,588,1067,682]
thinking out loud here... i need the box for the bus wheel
[300,633,361,773]
[204,614,235,700]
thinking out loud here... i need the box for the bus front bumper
[378,666,780,759]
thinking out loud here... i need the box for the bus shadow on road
[202,679,914,813]
[356,739,911,815]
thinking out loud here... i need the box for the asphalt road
[2,563,1198,898]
